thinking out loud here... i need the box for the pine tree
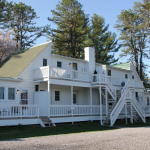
[49,0,89,58]
[89,14,120,65]
[115,9,149,79]
[0,2,47,50]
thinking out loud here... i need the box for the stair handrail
[121,79,130,95]
[106,76,116,99]
[110,89,128,126]
[131,97,145,122]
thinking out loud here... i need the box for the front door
[20,90,28,105]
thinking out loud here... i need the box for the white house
[0,42,150,127]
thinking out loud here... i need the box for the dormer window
[43,58,47,66]
[57,61,62,68]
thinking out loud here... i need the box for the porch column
[99,86,103,125]
[125,102,128,125]
[71,86,74,124]
[71,86,73,105]
[105,87,108,116]
[130,102,133,124]
[47,79,51,117]
[90,87,93,118]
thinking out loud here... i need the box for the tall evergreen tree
[49,0,89,58]
[115,9,149,79]
[0,2,47,50]
[89,14,120,65]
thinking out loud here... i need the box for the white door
[34,91,49,116]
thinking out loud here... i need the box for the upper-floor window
[43,58,47,66]
[125,74,128,79]
[8,88,15,100]
[147,97,150,106]
[0,87,4,99]
[132,75,134,79]
[35,85,39,92]
[55,91,60,101]
[73,94,77,104]
[107,70,111,76]
[57,61,62,68]
[73,63,78,70]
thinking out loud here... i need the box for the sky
[8,0,150,76]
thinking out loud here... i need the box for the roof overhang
[0,77,23,82]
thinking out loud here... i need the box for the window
[55,91,60,101]
[43,58,47,66]
[8,88,15,100]
[57,61,62,68]
[0,87,4,99]
[72,63,78,70]
[107,70,111,76]
[147,97,150,106]
[135,92,138,98]
[132,75,134,79]
[73,94,77,104]
[20,90,28,104]
[35,85,39,91]
[125,74,128,79]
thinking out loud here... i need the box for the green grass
[114,118,150,127]
[0,121,115,141]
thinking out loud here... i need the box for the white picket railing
[92,74,106,84]
[34,66,91,82]
[49,105,105,117]
[0,105,39,118]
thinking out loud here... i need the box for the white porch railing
[34,66,91,82]
[92,74,106,84]
[0,105,39,118]
[49,105,106,117]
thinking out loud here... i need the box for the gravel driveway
[0,127,150,150]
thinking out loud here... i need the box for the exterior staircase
[40,116,56,127]
[103,79,145,126]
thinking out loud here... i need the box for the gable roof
[111,62,131,70]
[0,42,50,78]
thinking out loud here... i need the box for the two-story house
[0,42,149,127]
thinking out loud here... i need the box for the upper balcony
[34,66,144,89]
[34,66,91,82]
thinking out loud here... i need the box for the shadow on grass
[0,121,116,141]
[114,118,150,127]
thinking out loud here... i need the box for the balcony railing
[34,66,91,82]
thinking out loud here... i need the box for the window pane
[108,70,111,76]
[55,91,60,101]
[0,87,4,99]
[57,61,62,68]
[73,63,77,70]
[8,88,15,100]
[43,59,47,66]
[125,74,128,79]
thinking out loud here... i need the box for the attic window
[43,59,47,66]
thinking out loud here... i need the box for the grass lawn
[1,119,150,141]
[0,121,115,141]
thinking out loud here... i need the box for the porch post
[71,86,74,123]
[48,80,50,117]
[105,87,108,116]
[130,101,133,124]
[99,86,103,125]
[125,102,128,125]
[90,87,93,120]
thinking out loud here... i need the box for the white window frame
[8,87,16,100]
[0,87,5,100]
